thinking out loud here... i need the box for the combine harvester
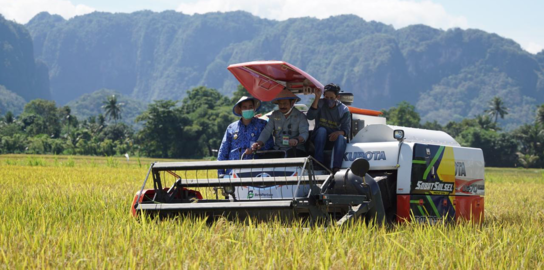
[131,61,485,225]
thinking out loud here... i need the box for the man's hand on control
[251,141,264,151]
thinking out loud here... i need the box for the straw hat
[232,96,261,116]
[272,89,301,104]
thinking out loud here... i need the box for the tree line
[1,85,543,168]
[0,85,266,159]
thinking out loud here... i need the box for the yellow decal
[437,146,455,183]
[449,195,456,211]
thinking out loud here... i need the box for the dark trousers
[286,148,307,158]
[311,127,347,169]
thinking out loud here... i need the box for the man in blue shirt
[217,96,274,177]
[307,83,351,173]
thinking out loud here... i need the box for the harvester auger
[131,156,387,225]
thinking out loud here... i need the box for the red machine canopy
[227,61,324,101]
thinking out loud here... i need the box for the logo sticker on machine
[455,162,466,176]
[414,181,454,192]
[343,151,386,161]
[411,144,456,195]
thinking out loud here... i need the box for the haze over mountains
[0,15,50,114]
[1,11,544,129]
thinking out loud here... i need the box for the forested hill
[26,11,544,129]
[0,15,50,105]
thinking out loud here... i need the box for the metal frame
[134,157,372,225]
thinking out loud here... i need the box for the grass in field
[0,154,543,269]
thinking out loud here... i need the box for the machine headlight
[224,186,234,194]
[393,130,405,141]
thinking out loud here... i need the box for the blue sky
[1,0,543,53]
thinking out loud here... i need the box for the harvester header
[132,156,383,225]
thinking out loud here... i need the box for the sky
[0,0,542,54]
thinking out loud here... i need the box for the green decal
[412,160,426,164]
[417,205,425,216]
[422,146,445,180]
[426,195,440,217]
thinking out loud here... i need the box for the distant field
[1,154,543,269]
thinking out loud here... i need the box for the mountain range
[1,11,544,129]
[0,14,50,114]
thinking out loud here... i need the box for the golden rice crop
[0,154,543,269]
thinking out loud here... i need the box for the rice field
[1,154,543,269]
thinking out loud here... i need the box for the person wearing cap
[251,88,309,157]
[217,96,274,177]
[307,83,351,173]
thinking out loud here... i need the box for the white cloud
[523,42,544,54]
[0,0,94,24]
[176,0,468,30]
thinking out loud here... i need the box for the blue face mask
[242,109,255,119]
[327,99,336,108]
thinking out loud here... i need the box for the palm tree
[485,96,508,124]
[102,95,124,123]
[512,124,542,155]
[475,114,499,131]
[516,152,539,168]
[536,104,544,128]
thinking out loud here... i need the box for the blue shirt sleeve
[217,125,232,175]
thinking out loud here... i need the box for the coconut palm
[102,95,124,123]
[536,104,544,126]
[516,152,539,168]
[485,96,508,124]
[475,114,499,131]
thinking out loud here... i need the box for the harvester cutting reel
[132,157,386,226]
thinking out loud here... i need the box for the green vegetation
[485,96,509,123]
[0,154,542,268]
[2,87,543,167]
[102,94,124,122]
[0,86,258,159]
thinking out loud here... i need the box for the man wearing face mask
[307,83,351,173]
[217,96,274,177]
[252,89,309,157]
